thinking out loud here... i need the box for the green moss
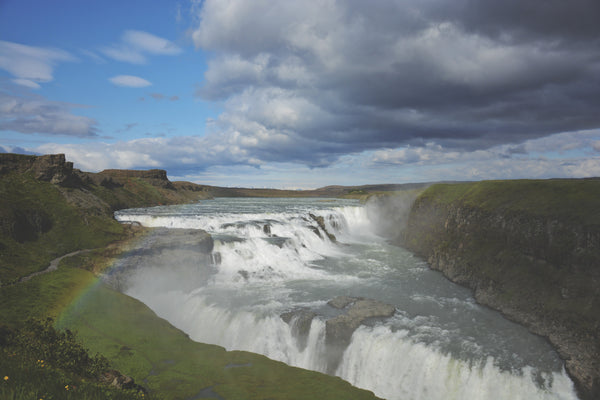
[0,173,125,284]
[0,260,96,327]
[56,281,379,399]
[418,179,600,225]
[0,248,379,400]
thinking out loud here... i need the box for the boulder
[309,213,336,242]
[325,296,395,347]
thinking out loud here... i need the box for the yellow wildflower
[3,376,8,381]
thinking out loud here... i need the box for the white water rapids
[114,197,579,400]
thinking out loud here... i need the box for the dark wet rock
[263,224,271,235]
[281,309,317,350]
[262,236,288,248]
[322,296,395,373]
[325,297,395,347]
[309,213,336,242]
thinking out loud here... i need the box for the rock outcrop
[96,169,175,189]
[281,296,395,373]
[0,153,211,284]
[309,213,337,242]
[281,309,317,350]
[398,180,600,400]
[0,153,84,187]
[325,296,395,347]
[99,369,147,394]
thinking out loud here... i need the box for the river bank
[390,180,600,400]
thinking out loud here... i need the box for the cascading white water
[115,198,580,400]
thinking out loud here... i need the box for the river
[114,197,579,400]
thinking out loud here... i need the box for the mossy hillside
[57,281,380,400]
[0,256,97,328]
[89,177,203,211]
[0,172,125,284]
[0,236,380,400]
[0,319,144,400]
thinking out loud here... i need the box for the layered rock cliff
[397,180,600,400]
[0,153,211,285]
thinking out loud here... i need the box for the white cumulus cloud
[109,75,152,88]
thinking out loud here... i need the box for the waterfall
[115,198,580,400]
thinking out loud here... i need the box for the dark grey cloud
[0,89,98,137]
[192,0,600,167]
[437,0,600,42]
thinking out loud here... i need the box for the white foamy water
[114,198,579,400]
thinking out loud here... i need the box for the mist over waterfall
[114,198,580,400]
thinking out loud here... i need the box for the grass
[0,173,125,284]
[0,236,380,400]
[0,319,145,400]
[55,277,380,399]
[419,179,600,225]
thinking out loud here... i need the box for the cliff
[398,179,600,400]
[0,153,211,285]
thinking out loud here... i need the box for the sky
[1,0,600,189]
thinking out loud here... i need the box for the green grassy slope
[0,252,379,400]
[0,172,126,285]
[56,271,379,400]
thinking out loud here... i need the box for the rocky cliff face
[96,169,175,189]
[0,153,211,284]
[399,181,600,400]
[0,153,83,187]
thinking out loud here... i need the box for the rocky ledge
[325,296,395,347]
[281,296,395,373]
[0,153,83,187]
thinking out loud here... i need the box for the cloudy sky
[1,0,599,188]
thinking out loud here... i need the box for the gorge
[1,153,598,400]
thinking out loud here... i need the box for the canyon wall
[396,180,600,400]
